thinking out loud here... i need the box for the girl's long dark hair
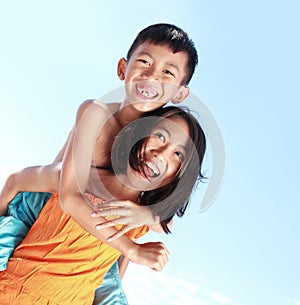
[112,106,206,233]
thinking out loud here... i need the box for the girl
[0,106,206,305]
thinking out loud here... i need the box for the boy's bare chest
[91,117,121,168]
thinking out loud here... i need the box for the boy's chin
[130,101,166,112]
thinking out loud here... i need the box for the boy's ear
[117,58,127,80]
[171,86,190,104]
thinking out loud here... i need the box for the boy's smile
[118,42,190,112]
[135,83,160,100]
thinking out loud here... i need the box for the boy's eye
[137,59,150,66]
[164,70,175,77]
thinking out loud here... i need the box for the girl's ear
[171,86,190,104]
[117,58,127,80]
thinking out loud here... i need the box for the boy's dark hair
[112,106,206,234]
[127,23,198,85]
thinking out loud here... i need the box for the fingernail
[95,225,102,229]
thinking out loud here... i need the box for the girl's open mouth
[138,159,162,179]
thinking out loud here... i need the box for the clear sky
[0,1,299,305]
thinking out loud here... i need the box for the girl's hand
[92,200,159,240]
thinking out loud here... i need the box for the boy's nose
[142,67,160,81]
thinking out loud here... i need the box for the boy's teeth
[137,86,157,98]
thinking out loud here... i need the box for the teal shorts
[0,192,128,305]
[0,192,52,271]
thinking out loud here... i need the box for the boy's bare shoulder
[79,99,108,111]
[77,100,121,115]
[74,99,110,121]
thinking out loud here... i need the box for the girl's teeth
[146,161,160,176]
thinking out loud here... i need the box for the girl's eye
[154,132,166,143]
[175,151,184,162]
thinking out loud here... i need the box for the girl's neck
[91,169,141,202]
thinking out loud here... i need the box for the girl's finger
[107,225,133,242]
[95,218,122,229]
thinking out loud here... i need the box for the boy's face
[118,42,190,112]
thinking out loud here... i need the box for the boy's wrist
[108,235,139,262]
[120,240,140,262]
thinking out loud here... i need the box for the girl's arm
[118,255,130,279]
[0,163,60,216]
[0,121,74,216]
[58,100,169,271]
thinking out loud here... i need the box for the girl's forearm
[0,165,60,216]
[118,255,130,279]
[0,174,18,216]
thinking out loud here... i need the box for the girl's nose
[153,143,174,158]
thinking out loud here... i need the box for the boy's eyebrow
[137,51,179,72]
[158,127,187,153]
[137,51,153,58]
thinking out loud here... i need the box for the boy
[0,23,198,232]
[0,23,199,304]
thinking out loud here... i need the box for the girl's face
[125,116,190,191]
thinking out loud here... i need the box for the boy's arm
[53,127,74,163]
[0,164,60,216]
[116,222,167,278]
[58,100,169,271]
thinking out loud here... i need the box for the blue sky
[0,1,299,305]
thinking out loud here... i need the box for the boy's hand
[92,200,159,239]
[127,241,170,272]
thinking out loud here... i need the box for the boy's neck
[115,103,144,127]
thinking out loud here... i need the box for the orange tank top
[0,193,149,305]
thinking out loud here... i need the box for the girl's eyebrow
[157,126,171,137]
[157,127,187,153]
